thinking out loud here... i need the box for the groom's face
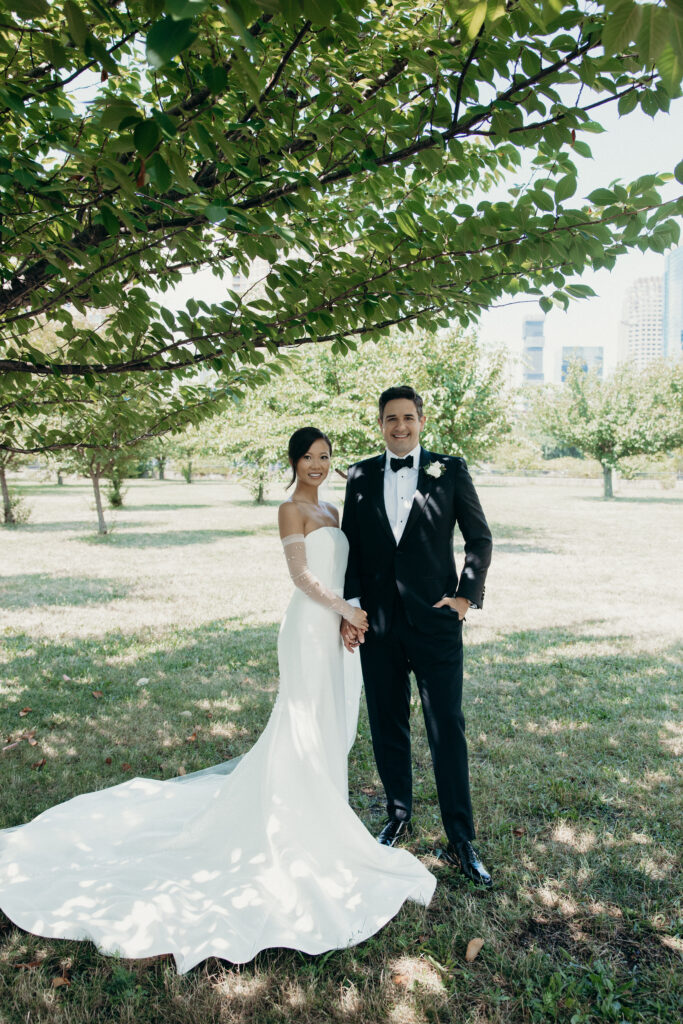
[379,399,426,457]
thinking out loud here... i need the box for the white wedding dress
[0,527,435,973]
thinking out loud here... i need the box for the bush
[2,488,32,525]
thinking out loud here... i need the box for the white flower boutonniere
[424,459,446,479]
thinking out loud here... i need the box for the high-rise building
[663,246,683,360]
[619,276,663,368]
[522,314,545,383]
[561,346,604,381]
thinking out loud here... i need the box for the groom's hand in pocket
[433,595,469,620]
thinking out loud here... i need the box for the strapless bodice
[303,526,349,593]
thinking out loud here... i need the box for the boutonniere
[423,459,446,479]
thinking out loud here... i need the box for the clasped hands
[341,595,470,653]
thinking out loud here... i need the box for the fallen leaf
[186,731,198,742]
[31,758,47,770]
[92,690,103,699]
[14,959,43,969]
[177,766,187,776]
[513,827,526,837]
[465,938,484,962]
[2,742,20,752]
[105,757,112,765]
[27,736,38,746]
[19,708,31,717]
[52,975,70,988]
[391,972,409,987]
[62,675,71,681]
[121,762,132,771]
[180,710,192,717]
[136,677,149,687]
[206,712,213,719]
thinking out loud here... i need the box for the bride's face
[294,439,331,486]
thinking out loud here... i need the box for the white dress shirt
[384,443,421,544]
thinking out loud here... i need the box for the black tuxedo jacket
[341,448,492,638]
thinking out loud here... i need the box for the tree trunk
[90,471,108,534]
[602,464,613,499]
[0,465,14,524]
[57,470,64,485]
[256,477,265,504]
[184,459,192,484]
[158,456,166,481]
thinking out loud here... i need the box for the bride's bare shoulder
[278,499,305,538]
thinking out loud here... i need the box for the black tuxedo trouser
[359,592,475,843]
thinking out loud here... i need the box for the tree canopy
[1,0,682,438]
[529,357,683,497]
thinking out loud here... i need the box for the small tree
[294,329,512,467]
[530,360,683,498]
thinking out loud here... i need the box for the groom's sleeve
[452,458,492,609]
[341,466,362,603]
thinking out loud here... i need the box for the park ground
[0,475,681,1024]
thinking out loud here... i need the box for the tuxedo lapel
[399,447,436,545]
[365,452,395,545]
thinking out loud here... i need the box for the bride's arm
[278,504,367,627]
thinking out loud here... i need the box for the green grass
[1,477,681,1023]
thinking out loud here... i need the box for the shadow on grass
[0,574,129,609]
[79,526,276,547]
[24,520,149,533]
[124,504,214,511]
[580,495,682,505]
[0,623,680,1018]
[487,520,555,555]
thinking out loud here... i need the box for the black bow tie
[390,456,414,472]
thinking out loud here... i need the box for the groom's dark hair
[379,385,424,420]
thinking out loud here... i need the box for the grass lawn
[0,475,681,1024]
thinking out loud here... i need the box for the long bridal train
[0,527,435,974]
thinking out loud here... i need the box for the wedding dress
[0,526,435,973]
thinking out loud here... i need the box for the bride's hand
[348,607,368,631]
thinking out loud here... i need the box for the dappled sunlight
[550,823,597,853]
[388,955,446,995]
[525,719,589,736]
[659,719,683,756]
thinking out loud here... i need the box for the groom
[340,385,493,887]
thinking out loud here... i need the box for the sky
[477,100,683,381]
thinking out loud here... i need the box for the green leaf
[6,0,49,19]
[656,43,683,94]
[148,152,172,192]
[301,0,338,26]
[395,211,419,240]
[555,175,577,204]
[64,1,88,47]
[146,17,197,68]
[617,89,639,116]
[99,101,140,130]
[587,188,616,206]
[165,0,210,19]
[601,0,641,56]
[133,120,161,156]
[637,4,669,63]
[462,0,487,39]
[674,159,683,184]
[205,205,228,224]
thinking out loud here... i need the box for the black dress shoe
[438,840,492,888]
[377,818,413,846]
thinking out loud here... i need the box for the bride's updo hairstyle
[287,427,332,488]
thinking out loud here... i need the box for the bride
[0,427,435,974]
